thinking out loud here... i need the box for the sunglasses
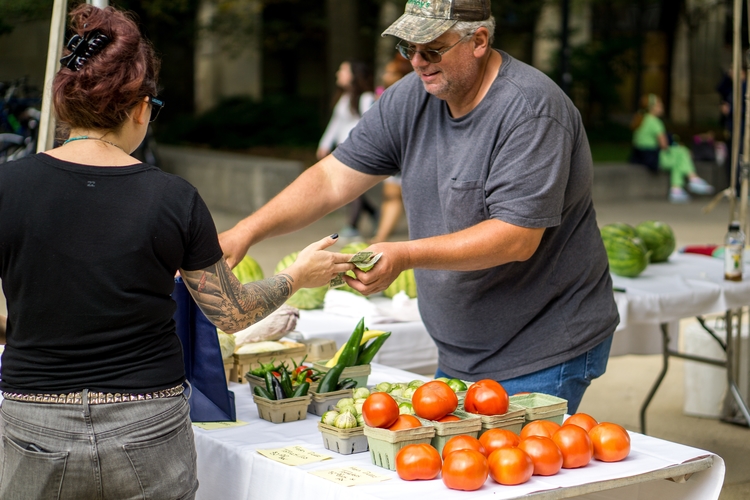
[395,34,472,64]
[148,95,164,122]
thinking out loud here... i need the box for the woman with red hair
[0,5,351,498]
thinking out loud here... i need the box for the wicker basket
[415,409,482,456]
[318,422,369,455]
[509,393,568,426]
[363,424,435,470]
[308,388,355,416]
[234,341,307,383]
[253,394,311,424]
[312,360,371,388]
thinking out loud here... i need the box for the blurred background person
[717,66,746,196]
[630,93,714,203]
[317,60,376,239]
[371,53,413,244]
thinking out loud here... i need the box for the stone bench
[157,145,304,215]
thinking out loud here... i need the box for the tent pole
[36,0,68,153]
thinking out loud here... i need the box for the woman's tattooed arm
[181,258,294,333]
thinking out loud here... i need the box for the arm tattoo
[181,258,294,333]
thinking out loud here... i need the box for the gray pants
[0,392,198,500]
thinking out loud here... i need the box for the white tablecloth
[610,252,750,355]
[297,253,750,364]
[194,363,724,500]
[296,298,438,373]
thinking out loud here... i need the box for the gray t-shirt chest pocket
[442,178,489,233]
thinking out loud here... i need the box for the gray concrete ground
[1,188,748,497]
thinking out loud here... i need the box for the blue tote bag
[172,277,236,422]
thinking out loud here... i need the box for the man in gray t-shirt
[221,0,618,412]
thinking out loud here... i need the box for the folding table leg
[722,308,750,426]
[639,323,671,435]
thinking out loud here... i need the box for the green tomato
[407,379,425,389]
[435,377,451,384]
[447,379,468,392]
[374,382,392,393]
[398,402,414,415]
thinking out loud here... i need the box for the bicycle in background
[0,77,42,163]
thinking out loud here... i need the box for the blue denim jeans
[436,335,613,414]
[0,392,198,500]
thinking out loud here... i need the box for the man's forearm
[400,219,545,272]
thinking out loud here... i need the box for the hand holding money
[330,251,383,288]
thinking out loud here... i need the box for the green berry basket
[363,424,436,470]
[509,393,568,426]
[312,360,371,388]
[253,394,311,424]
[318,422,369,455]
[307,388,354,416]
[471,402,526,436]
[415,409,482,456]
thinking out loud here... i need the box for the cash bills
[329,251,384,288]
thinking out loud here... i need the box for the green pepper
[253,385,274,400]
[337,378,357,390]
[264,371,276,399]
[271,376,286,400]
[316,363,346,394]
[291,381,310,398]
[337,318,366,368]
[355,331,391,365]
[280,366,294,398]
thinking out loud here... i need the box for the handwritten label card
[192,420,248,431]
[310,466,391,487]
[257,445,332,466]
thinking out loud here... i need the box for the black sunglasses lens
[149,97,164,122]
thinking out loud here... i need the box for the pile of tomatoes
[361,380,632,491]
[394,413,631,490]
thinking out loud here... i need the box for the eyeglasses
[395,34,472,64]
[148,95,164,122]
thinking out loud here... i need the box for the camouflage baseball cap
[382,0,491,44]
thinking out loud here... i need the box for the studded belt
[1,384,184,405]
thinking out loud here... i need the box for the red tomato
[552,425,593,469]
[362,392,399,428]
[564,413,599,433]
[479,429,520,456]
[589,422,631,462]
[487,447,534,485]
[437,415,461,422]
[518,436,563,476]
[463,379,509,416]
[441,449,489,491]
[441,434,486,460]
[520,420,561,440]
[396,443,442,481]
[387,414,422,431]
[412,380,458,421]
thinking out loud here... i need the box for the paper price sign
[192,420,248,431]
[310,466,390,487]
[257,445,332,466]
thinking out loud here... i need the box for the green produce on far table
[275,252,328,309]
[383,268,418,299]
[232,255,264,283]
[602,234,650,277]
[635,220,676,263]
[600,223,638,242]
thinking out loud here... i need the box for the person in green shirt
[630,93,714,203]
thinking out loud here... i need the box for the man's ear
[472,27,490,57]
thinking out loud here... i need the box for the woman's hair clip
[60,30,111,71]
